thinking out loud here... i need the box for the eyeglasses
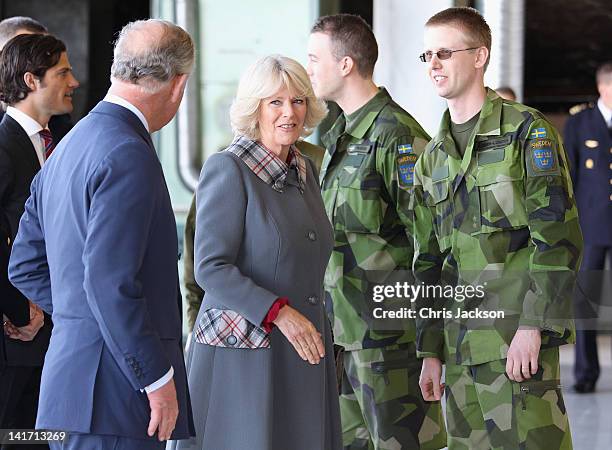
[419,47,480,63]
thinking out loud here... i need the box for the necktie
[39,129,54,159]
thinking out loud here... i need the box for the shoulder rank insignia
[529,127,547,139]
[527,138,560,176]
[569,103,589,115]
[397,143,417,187]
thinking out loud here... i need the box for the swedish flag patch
[397,144,417,188]
[397,144,413,155]
[529,127,547,139]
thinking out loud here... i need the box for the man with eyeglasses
[413,7,582,450]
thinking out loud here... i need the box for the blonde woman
[172,55,341,450]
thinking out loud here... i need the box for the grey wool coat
[171,139,342,450]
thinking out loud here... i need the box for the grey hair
[110,19,194,92]
[0,16,47,50]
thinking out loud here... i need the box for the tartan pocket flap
[194,309,270,349]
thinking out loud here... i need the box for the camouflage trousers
[340,343,447,449]
[445,346,572,450]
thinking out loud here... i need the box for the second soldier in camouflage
[307,14,446,450]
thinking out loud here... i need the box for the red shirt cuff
[262,297,289,333]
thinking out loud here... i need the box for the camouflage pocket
[512,379,562,411]
[425,180,453,250]
[337,186,384,234]
[475,166,528,233]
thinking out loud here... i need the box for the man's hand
[419,357,444,401]
[506,327,541,382]
[147,377,179,441]
[273,305,324,365]
[3,314,19,337]
[3,302,44,341]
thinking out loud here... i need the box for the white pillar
[479,0,525,101]
[373,0,453,135]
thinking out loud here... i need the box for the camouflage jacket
[413,88,583,365]
[320,87,430,350]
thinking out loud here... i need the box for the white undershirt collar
[597,98,611,127]
[103,94,150,133]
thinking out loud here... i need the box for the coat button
[307,230,317,241]
[585,159,594,169]
[226,335,237,346]
[372,365,385,374]
[307,296,318,305]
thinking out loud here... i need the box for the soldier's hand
[274,305,324,365]
[419,357,445,401]
[506,327,541,382]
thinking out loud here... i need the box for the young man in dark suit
[0,33,78,446]
[0,16,74,144]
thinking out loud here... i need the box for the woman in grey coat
[171,55,342,450]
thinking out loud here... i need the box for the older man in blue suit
[8,19,195,449]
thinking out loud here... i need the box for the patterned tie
[39,128,54,159]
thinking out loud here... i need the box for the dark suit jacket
[0,228,30,369]
[564,103,612,246]
[8,101,194,439]
[0,110,73,144]
[0,114,52,367]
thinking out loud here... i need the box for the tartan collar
[227,136,307,193]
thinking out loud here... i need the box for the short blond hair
[230,55,327,139]
[426,7,492,71]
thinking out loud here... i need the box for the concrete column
[373,0,452,135]
[478,0,525,101]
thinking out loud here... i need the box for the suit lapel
[591,107,611,146]
[0,114,41,174]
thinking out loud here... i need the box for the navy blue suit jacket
[564,103,612,246]
[8,101,194,439]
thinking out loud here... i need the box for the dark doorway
[523,0,612,113]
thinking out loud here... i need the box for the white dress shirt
[597,98,611,128]
[103,94,150,132]
[5,106,47,168]
[102,93,173,394]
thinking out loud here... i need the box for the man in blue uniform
[564,61,612,393]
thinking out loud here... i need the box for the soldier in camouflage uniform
[415,8,583,450]
[307,14,446,450]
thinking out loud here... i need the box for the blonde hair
[230,55,328,139]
